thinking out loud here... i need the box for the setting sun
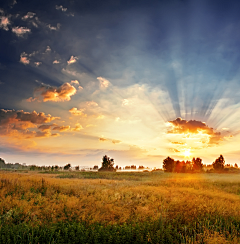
[183,149,191,158]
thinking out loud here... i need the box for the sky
[1,0,240,168]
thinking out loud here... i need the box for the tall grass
[1,171,240,243]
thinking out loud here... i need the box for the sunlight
[183,149,191,158]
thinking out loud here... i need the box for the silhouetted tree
[163,157,175,172]
[64,164,71,170]
[98,155,115,171]
[212,155,225,171]
[192,157,203,172]
[234,163,238,168]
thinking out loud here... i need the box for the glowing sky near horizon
[1,0,240,167]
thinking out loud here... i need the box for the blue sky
[1,0,240,167]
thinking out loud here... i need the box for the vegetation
[213,155,225,171]
[163,156,203,173]
[1,171,240,243]
[98,155,116,172]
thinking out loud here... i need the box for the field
[1,170,240,243]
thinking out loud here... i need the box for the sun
[183,149,191,158]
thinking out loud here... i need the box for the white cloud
[12,26,31,36]
[56,5,67,12]
[45,46,51,52]
[47,23,60,31]
[22,12,35,20]
[53,60,60,64]
[97,77,110,88]
[67,56,78,64]
[122,99,129,106]
[71,80,79,85]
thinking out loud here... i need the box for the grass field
[1,170,240,243]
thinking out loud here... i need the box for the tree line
[162,155,238,173]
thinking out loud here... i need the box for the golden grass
[1,171,240,243]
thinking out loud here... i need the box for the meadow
[1,170,240,243]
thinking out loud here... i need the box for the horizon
[1,0,240,167]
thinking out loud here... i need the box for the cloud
[0,16,10,31]
[67,56,78,64]
[47,23,60,31]
[69,108,87,116]
[52,125,70,132]
[56,5,67,12]
[34,62,41,66]
[112,140,121,144]
[86,101,98,107]
[22,12,35,20]
[45,46,51,52]
[71,123,83,132]
[53,60,60,64]
[97,77,110,88]
[12,26,31,36]
[99,137,107,142]
[168,118,215,135]
[19,53,30,65]
[99,137,121,144]
[38,124,57,131]
[122,99,129,106]
[167,117,223,146]
[0,109,60,139]
[70,80,79,85]
[97,115,105,119]
[29,82,77,102]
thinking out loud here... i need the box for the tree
[212,155,225,171]
[163,157,175,172]
[64,164,71,170]
[192,157,203,172]
[98,155,115,171]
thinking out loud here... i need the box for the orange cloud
[0,16,10,31]
[69,108,87,116]
[38,123,57,131]
[112,140,121,144]
[167,117,223,145]
[67,56,78,64]
[99,137,107,142]
[71,123,83,132]
[0,109,60,139]
[52,125,70,132]
[12,26,31,36]
[20,53,30,65]
[29,82,77,102]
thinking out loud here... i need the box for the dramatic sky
[1,0,240,167]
